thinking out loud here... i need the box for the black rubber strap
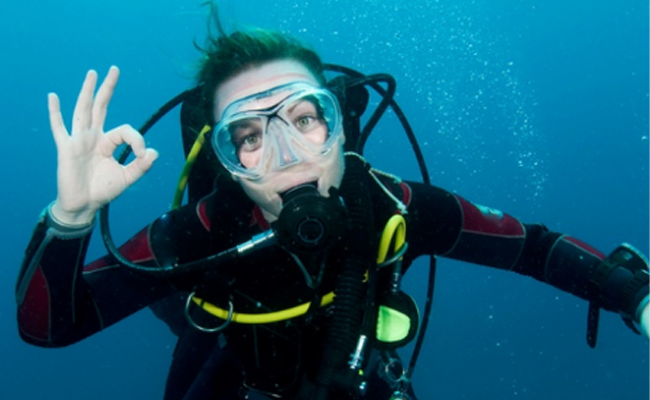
[619,270,650,334]
[586,258,616,348]
[586,244,649,347]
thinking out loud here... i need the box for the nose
[267,118,301,169]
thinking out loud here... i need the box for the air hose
[310,154,376,400]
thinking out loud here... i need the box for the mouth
[279,181,318,200]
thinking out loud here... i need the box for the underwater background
[0,0,647,399]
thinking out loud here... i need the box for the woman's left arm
[404,181,649,343]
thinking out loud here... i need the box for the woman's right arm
[15,207,175,347]
[16,67,162,347]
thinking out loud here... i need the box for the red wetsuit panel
[17,266,50,341]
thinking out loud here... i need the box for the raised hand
[49,66,158,226]
[640,302,649,340]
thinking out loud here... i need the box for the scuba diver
[15,9,649,400]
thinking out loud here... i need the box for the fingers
[102,124,145,157]
[71,70,98,134]
[125,148,159,185]
[49,67,115,147]
[48,93,68,147]
[91,66,120,131]
[103,125,158,185]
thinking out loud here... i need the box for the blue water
[1,1,647,399]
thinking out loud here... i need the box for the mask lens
[213,82,342,179]
[228,117,265,169]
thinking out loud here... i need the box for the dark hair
[195,4,326,124]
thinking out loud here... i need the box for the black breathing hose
[312,155,376,400]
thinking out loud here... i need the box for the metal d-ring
[184,291,234,333]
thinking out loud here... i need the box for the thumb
[123,148,159,185]
[639,302,649,341]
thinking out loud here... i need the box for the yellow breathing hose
[171,124,212,210]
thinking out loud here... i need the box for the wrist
[49,201,97,228]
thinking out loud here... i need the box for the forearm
[522,233,648,324]
[16,205,97,346]
[16,205,175,347]
[406,182,649,338]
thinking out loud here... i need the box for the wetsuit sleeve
[15,204,179,348]
[404,181,648,328]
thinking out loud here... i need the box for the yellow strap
[193,291,335,324]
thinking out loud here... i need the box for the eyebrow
[286,97,317,115]
[230,118,262,130]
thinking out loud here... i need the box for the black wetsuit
[15,158,646,399]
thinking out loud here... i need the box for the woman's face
[213,59,345,221]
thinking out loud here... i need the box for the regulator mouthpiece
[274,183,346,255]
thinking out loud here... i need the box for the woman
[16,21,648,400]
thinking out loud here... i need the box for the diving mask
[212,82,343,180]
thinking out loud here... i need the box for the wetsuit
[15,158,647,399]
